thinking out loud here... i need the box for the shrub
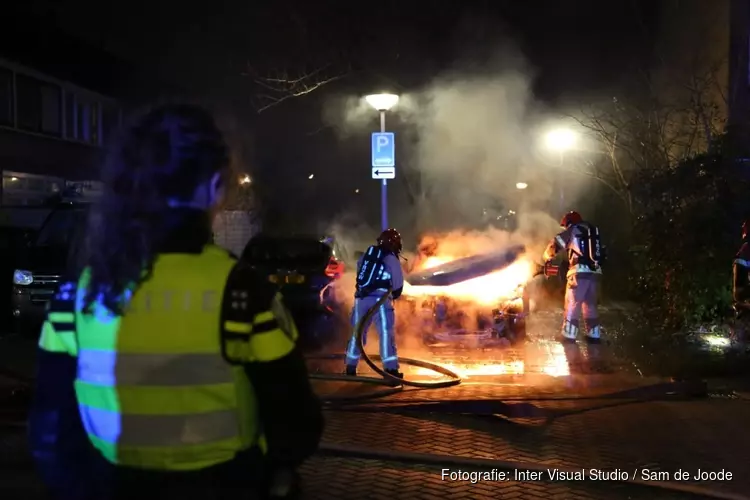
[629,135,750,329]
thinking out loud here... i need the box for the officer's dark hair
[81,102,229,314]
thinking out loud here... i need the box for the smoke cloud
[322,39,576,259]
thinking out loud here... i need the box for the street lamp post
[365,93,399,230]
[544,128,578,212]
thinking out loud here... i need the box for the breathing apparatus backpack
[573,223,606,270]
[355,245,390,298]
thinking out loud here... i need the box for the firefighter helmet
[560,211,583,228]
[378,228,403,255]
[743,220,750,240]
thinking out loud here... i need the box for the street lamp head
[545,128,577,152]
[365,93,400,112]
[516,182,528,190]
[239,175,252,185]
[308,174,314,180]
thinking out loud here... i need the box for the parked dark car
[240,234,348,349]
[1,226,37,334]
[11,202,89,336]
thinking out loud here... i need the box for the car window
[35,209,88,248]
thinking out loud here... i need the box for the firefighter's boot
[385,368,404,385]
[560,320,578,342]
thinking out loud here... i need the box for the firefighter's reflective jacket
[544,222,603,277]
[355,245,404,299]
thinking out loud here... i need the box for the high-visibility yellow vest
[38,245,298,471]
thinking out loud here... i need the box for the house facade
[0,57,121,204]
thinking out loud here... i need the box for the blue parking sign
[371,132,395,167]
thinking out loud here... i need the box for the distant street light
[308,174,314,180]
[365,93,400,112]
[515,182,528,190]
[543,128,578,213]
[355,188,360,194]
[545,128,578,152]
[365,92,400,230]
[239,175,252,185]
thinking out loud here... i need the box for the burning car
[400,243,557,350]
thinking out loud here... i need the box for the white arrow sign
[372,167,395,179]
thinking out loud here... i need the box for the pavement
[2,309,750,499]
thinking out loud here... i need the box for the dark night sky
[10,0,660,231]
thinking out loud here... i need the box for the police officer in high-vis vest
[344,228,404,379]
[28,104,323,500]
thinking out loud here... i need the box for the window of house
[0,68,12,126]
[102,104,120,144]
[16,74,41,132]
[74,98,102,145]
[64,91,76,140]
[40,84,62,135]
[15,74,62,136]
[90,101,100,145]
[76,100,89,141]
[3,175,25,190]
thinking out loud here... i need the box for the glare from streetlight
[365,93,400,112]
[516,182,528,190]
[545,128,578,151]
[308,174,314,180]
[239,175,251,185]
[355,188,360,193]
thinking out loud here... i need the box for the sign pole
[380,110,388,231]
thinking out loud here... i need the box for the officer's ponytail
[80,103,229,315]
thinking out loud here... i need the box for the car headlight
[13,270,33,286]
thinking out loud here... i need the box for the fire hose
[307,286,463,397]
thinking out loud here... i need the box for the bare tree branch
[567,27,729,220]
[244,62,352,113]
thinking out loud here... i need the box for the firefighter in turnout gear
[345,228,405,378]
[543,211,604,343]
[732,220,750,342]
[28,104,323,500]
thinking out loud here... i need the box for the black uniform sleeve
[29,349,94,498]
[29,283,95,498]
[220,264,324,469]
[244,344,324,468]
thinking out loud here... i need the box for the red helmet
[743,220,750,239]
[378,228,403,254]
[560,211,583,228]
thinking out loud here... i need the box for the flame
[410,342,571,379]
[403,255,536,306]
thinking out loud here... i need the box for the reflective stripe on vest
[567,263,602,277]
[38,282,79,356]
[73,245,258,471]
